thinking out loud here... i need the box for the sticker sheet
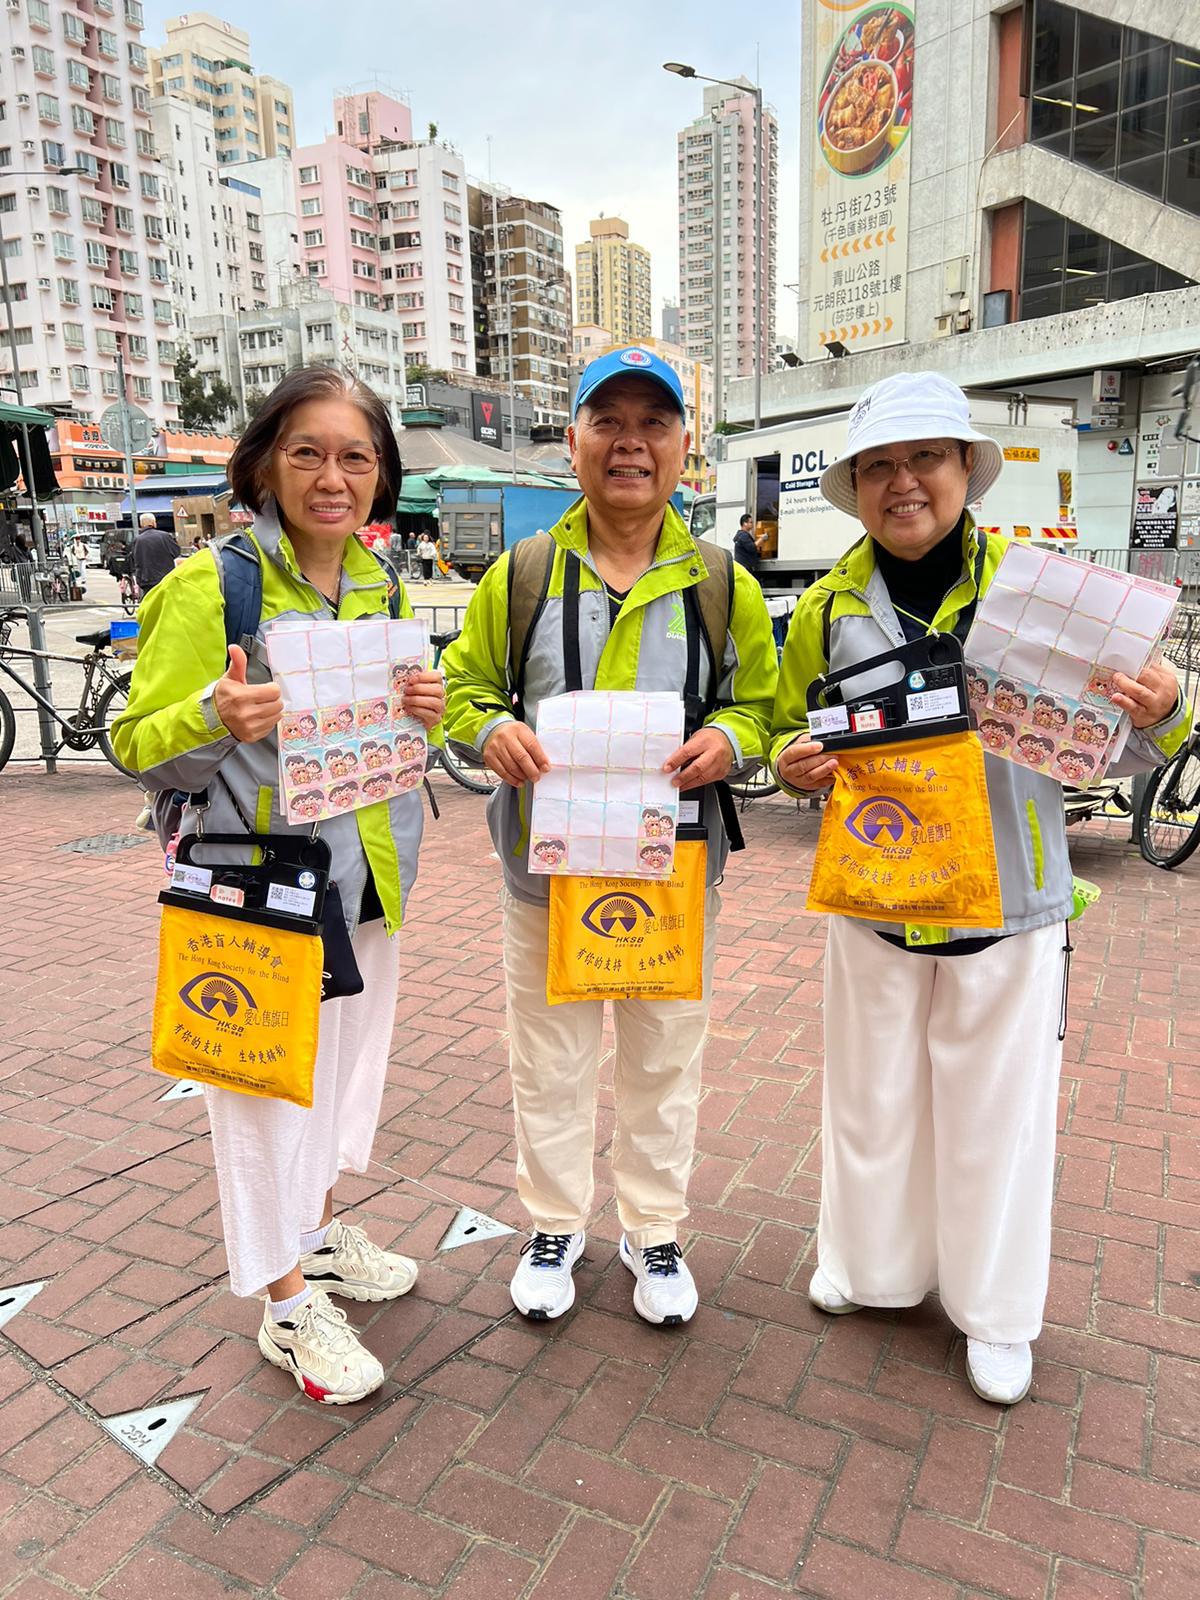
[964,546,1178,787]
[265,617,430,823]
[529,691,685,878]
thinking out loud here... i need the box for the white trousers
[501,886,719,1248]
[820,916,1067,1342]
[206,921,399,1297]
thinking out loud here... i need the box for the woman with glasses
[769,372,1185,1405]
[114,366,444,1405]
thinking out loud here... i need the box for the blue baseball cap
[572,346,686,420]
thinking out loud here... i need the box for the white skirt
[205,921,400,1296]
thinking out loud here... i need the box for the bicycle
[118,572,141,616]
[1137,718,1200,870]
[0,606,136,779]
[424,627,501,795]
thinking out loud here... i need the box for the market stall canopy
[0,401,60,498]
[397,462,577,516]
[0,400,56,428]
[120,471,230,515]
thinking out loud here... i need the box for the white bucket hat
[819,371,1004,518]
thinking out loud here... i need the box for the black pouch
[319,883,365,1002]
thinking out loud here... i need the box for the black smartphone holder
[806,633,972,751]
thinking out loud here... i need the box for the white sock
[299,1222,331,1253]
[268,1286,314,1322]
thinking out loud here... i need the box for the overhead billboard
[472,393,504,450]
[808,1,914,359]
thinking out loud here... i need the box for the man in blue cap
[442,347,777,1328]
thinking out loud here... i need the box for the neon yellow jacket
[111,507,424,934]
[771,519,1191,943]
[442,498,779,904]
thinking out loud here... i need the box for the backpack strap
[370,546,404,619]
[692,538,735,697]
[215,532,262,652]
[507,532,557,719]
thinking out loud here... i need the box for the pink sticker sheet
[266,616,431,822]
[964,546,1179,788]
[529,691,685,878]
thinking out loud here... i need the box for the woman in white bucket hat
[769,371,1185,1404]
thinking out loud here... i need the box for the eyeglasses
[853,444,962,485]
[278,443,379,474]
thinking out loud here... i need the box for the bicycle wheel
[437,738,502,795]
[1138,741,1200,870]
[0,686,15,773]
[726,762,781,801]
[93,670,138,780]
[121,583,137,617]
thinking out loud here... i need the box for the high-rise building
[470,185,571,429]
[293,92,476,377]
[0,0,178,422]
[661,302,681,344]
[731,2,1199,556]
[149,13,294,165]
[676,79,778,410]
[574,216,652,346]
[153,95,296,331]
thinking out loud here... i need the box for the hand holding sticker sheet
[266,616,431,822]
[529,691,685,878]
[964,546,1178,787]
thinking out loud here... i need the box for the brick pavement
[1,765,1198,1599]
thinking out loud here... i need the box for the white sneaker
[257,1289,385,1405]
[619,1237,698,1326]
[300,1217,418,1303]
[510,1231,585,1320]
[966,1338,1032,1405]
[808,1266,862,1315]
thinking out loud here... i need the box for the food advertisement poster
[808,1,914,360]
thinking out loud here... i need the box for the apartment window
[157,339,175,363]
[125,292,143,317]
[69,365,89,391]
[131,86,149,113]
[394,231,420,249]
[245,211,261,233]
[444,201,462,224]
[32,45,55,77]
[345,163,371,188]
[300,197,322,217]
[298,165,319,184]
[80,196,104,224]
[143,216,162,241]
[74,153,99,180]
[100,368,119,396]
[449,322,466,341]
[46,186,69,215]
[349,228,376,250]
[52,231,76,260]
[445,232,462,253]
[105,118,126,147]
[28,0,51,26]
[451,352,467,371]
[396,291,424,309]
[396,260,420,279]
[6,326,33,347]
[57,277,79,304]
[148,257,167,282]
[251,271,265,289]
[307,259,324,277]
[302,229,324,249]
[62,321,84,349]
[124,0,144,26]
[37,94,60,124]
[69,61,92,90]
[139,173,159,201]
[118,248,138,275]
[401,321,424,339]
[389,169,417,189]
[353,290,378,309]
[128,334,147,359]
[95,328,117,354]
[97,69,118,97]
[351,260,376,279]
[134,129,154,158]
[306,322,333,342]
[128,43,147,72]
[248,242,263,261]
[110,161,130,189]
[0,282,27,306]
[447,263,463,282]
[163,379,180,402]
[98,30,118,60]
[1029,0,1200,216]
[153,298,170,321]
[85,240,109,270]
[348,197,373,219]
[132,375,151,399]
[42,140,66,167]
[62,13,87,45]
[441,171,459,193]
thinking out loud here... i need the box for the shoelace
[293,1293,357,1355]
[523,1231,575,1268]
[328,1221,386,1276]
[640,1242,683,1277]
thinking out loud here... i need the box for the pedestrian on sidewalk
[732,512,764,579]
[416,533,438,583]
[442,346,777,1328]
[769,371,1187,1405]
[113,366,445,1406]
[131,512,180,594]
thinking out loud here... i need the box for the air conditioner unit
[37,277,50,290]
[16,94,30,107]
[11,45,25,58]
[26,185,40,198]
[7,1,21,13]
[933,313,955,339]
[31,232,45,244]
[45,323,55,334]
[22,139,37,153]
[49,366,61,377]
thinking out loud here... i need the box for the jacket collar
[252,498,388,595]
[825,512,984,594]
[553,494,705,577]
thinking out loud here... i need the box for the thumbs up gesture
[213,643,284,743]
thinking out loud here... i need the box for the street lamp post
[664,64,764,431]
[0,166,87,567]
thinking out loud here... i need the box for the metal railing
[412,604,471,637]
[1064,546,1200,598]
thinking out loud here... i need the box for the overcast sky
[145,0,803,342]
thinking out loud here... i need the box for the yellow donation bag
[806,732,1003,928]
[547,837,707,1005]
[151,831,325,1106]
